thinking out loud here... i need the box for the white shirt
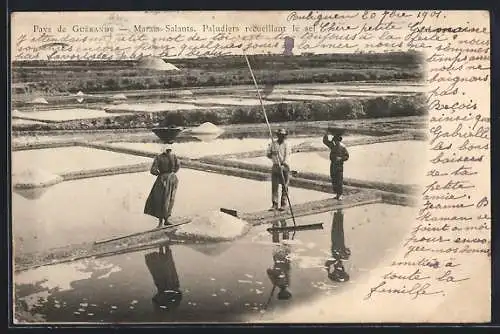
[267,141,291,166]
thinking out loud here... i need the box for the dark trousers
[272,164,289,206]
[330,163,344,196]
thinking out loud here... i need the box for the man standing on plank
[323,129,349,200]
[267,128,291,211]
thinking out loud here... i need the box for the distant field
[12,52,424,94]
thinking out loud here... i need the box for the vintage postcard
[10,10,491,324]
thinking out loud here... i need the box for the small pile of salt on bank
[175,211,250,241]
[12,168,63,189]
[191,122,223,135]
[111,93,127,100]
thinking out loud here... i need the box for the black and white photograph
[9,11,491,324]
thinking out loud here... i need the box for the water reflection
[13,186,50,200]
[190,132,223,142]
[266,220,293,304]
[325,209,351,283]
[145,245,182,312]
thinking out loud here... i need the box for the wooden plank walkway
[13,190,381,273]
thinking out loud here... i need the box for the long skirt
[144,173,179,219]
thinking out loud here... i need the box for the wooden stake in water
[242,50,297,227]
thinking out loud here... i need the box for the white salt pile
[12,168,63,189]
[175,211,250,241]
[111,93,127,100]
[138,57,180,71]
[190,122,224,135]
[76,91,85,96]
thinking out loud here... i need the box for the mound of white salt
[28,97,49,105]
[12,168,63,189]
[138,57,180,71]
[191,122,223,135]
[175,211,250,241]
[111,93,127,100]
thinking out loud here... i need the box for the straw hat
[276,128,288,136]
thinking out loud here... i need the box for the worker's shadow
[325,209,351,283]
[145,244,182,312]
[265,220,293,304]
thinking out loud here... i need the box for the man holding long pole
[267,128,291,211]
[242,50,296,226]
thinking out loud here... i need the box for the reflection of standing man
[271,219,290,243]
[325,209,350,282]
[323,130,349,200]
[267,129,292,211]
[145,245,182,311]
[267,219,292,301]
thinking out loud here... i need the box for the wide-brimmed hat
[276,128,288,136]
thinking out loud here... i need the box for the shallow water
[12,146,152,177]
[234,140,426,185]
[105,102,205,113]
[180,97,279,106]
[12,170,331,254]
[106,135,371,159]
[13,203,416,323]
[11,119,47,125]
[13,109,125,122]
[12,147,152,176]
[108,137,317,159]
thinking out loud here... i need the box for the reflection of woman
[267,221,292,300]
[325,209,351,282]
[145,245,182,311]
[144,142,180,228]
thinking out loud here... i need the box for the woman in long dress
[144,143,180,228]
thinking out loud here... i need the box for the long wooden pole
[242,51,297,227]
